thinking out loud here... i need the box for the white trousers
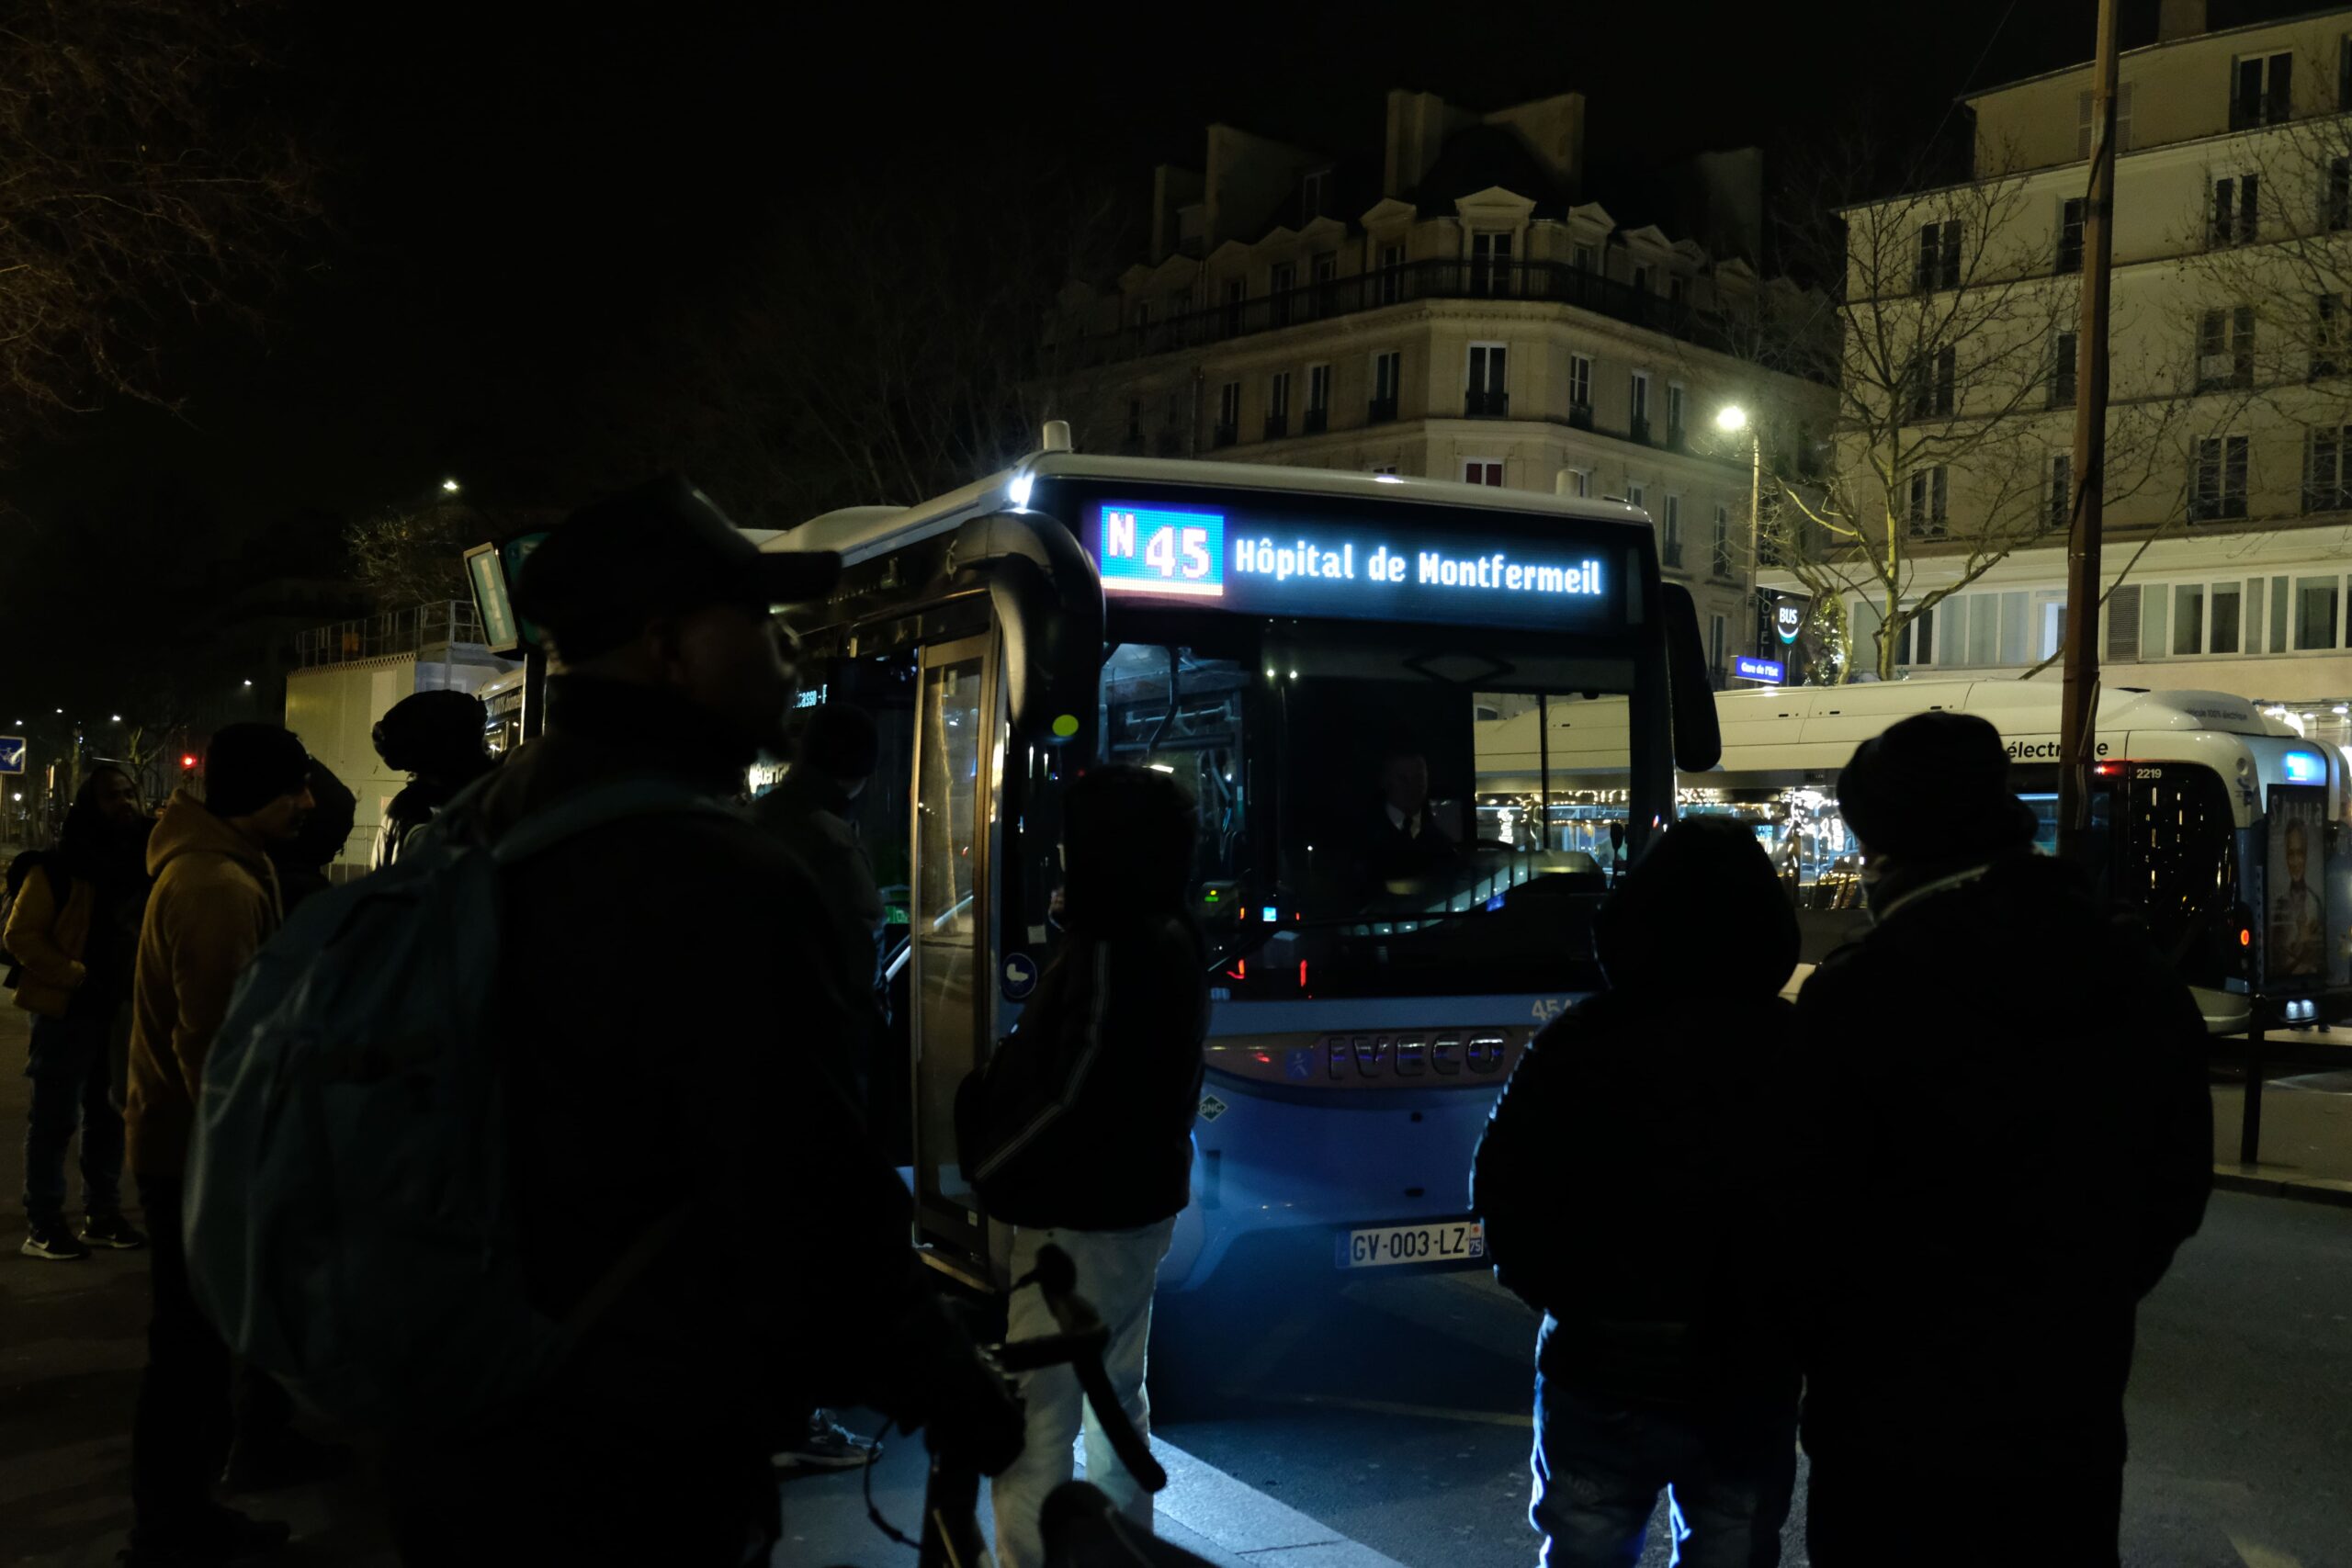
[988,1218,1177,1568]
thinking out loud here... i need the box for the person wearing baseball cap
[122,723,315,1564]
[380,478,1018,1563]
[1793,711,2211,1564]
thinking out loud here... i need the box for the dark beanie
[1838,710,2037,862]
[797,703,880,780]
[203,724,311,818]
[373,690,489,774]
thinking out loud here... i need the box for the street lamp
[242,679,254,688]
[1716,403,1767,660]
[441,478,462,494]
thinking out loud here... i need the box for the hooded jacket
[5,864,93,1019]
[125,788,284,1178]
[1795,849,2211,1473]
[958,773,1209,1232]
[1474,818,1804,1406]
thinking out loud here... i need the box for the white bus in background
[1477,680,2352,1034]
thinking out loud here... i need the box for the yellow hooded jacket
[125,788,283,1179]
[4,863,95,1019]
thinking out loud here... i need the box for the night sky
[0,0,2243,547]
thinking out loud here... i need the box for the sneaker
[119,1504,291,1565]
[220,1430,353,1493]
[20,1216,90,1261]
[772,1409,881,1472]
[82,1212,149,1249]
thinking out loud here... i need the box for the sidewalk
[2210,1057,2352,1209]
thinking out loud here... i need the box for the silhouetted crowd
[4,475,2211,1568]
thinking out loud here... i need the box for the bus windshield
[1097,628,1633,1000]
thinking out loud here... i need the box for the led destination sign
[1089,500,1626,634]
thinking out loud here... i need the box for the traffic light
[180,753,198,772]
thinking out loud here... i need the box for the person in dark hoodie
[959,763,1208,1568]
[8,766,151,1260]
[1476,816,1804,1568]
[371,691,496,868]
[1795,712,2211,1566]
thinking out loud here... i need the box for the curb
[2211,1168,2352,1210]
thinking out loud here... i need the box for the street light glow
[1715,404,1750,433]
[441,478,462,493]
[110,714,121,722]
[243,680,254,687]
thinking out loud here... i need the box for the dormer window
[1302,167,1335,220]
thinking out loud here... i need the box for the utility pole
[2057,0,2120,863]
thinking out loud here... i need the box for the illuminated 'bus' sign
[1088,499,1623,633]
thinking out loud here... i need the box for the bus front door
[907,633,1000,1286]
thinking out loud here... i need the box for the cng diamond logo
[1198,1093,1229,1122]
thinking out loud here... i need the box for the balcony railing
[1666,423,1688,452]
[1302,406,1329,434]
[1464,389,1510,418]
[1263,411,1289,439]
[1211,422,1238,449]
[1629,415,1652,446]
[1566,402,1594,431]
[1062,258,1736,368]
[1368,395,1398,424]
[295,601,488,670]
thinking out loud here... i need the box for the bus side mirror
[953,511,1105,753]
[1660,583,1723,773]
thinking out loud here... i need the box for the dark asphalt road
[1148,1191,2352,1568]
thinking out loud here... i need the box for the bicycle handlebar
[911,1244,1170,1568]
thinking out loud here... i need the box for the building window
[1264,370,1292,438]
[1630,370,1652,443]
[1907,467,1949,537]
[1709,613,1728,677]
[2230,51,2293,130]
[1305,363,1331,433]
[1466,344,1509,417]
[1377,243,1406,305]
[1302,167,1334,220]
[1134,301,1152,334]
[2192,434,2250,521]
[2049,452,2074,529]
[2211,175,2259,246]
[1564,467,1591,498]
[1712,502,1734,578]
[2057,197,2086,274]
[1915,220,1962,291]
[2198,307,2256,390]
[2307,424,2351,512]
[2076,83,2135,158]
[1370,464,1400,476]
[1220,277,1245,335]
[1666,382,1688,446]
[2329,158,2352,233]
[1168,290,1192,322]
[1370,349,1402,423]
[1908,345,1957,419]
[1631,263,1651,295]
[2050,332,2078,408]
[1471,231,1513,297]
[1214,381,1240,447]
[2106,584,2141,663]
[2318,295,2346,379]
[1462,459,1503,487]
[1662,494,1684,568]
[1929,346,1957,416]
[2212,581,2243,654]
[1627,482,1647,513]
[2297,575,2341,649]
[2174,583,2206,656]
[1668,275,1690,306]
[1571,243,1597,273]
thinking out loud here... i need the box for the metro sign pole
[2058,0,2120,864]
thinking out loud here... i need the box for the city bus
[1484,678,2352,1034]
[764,433,1720,1292]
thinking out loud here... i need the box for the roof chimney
[2157,0,2205,41]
